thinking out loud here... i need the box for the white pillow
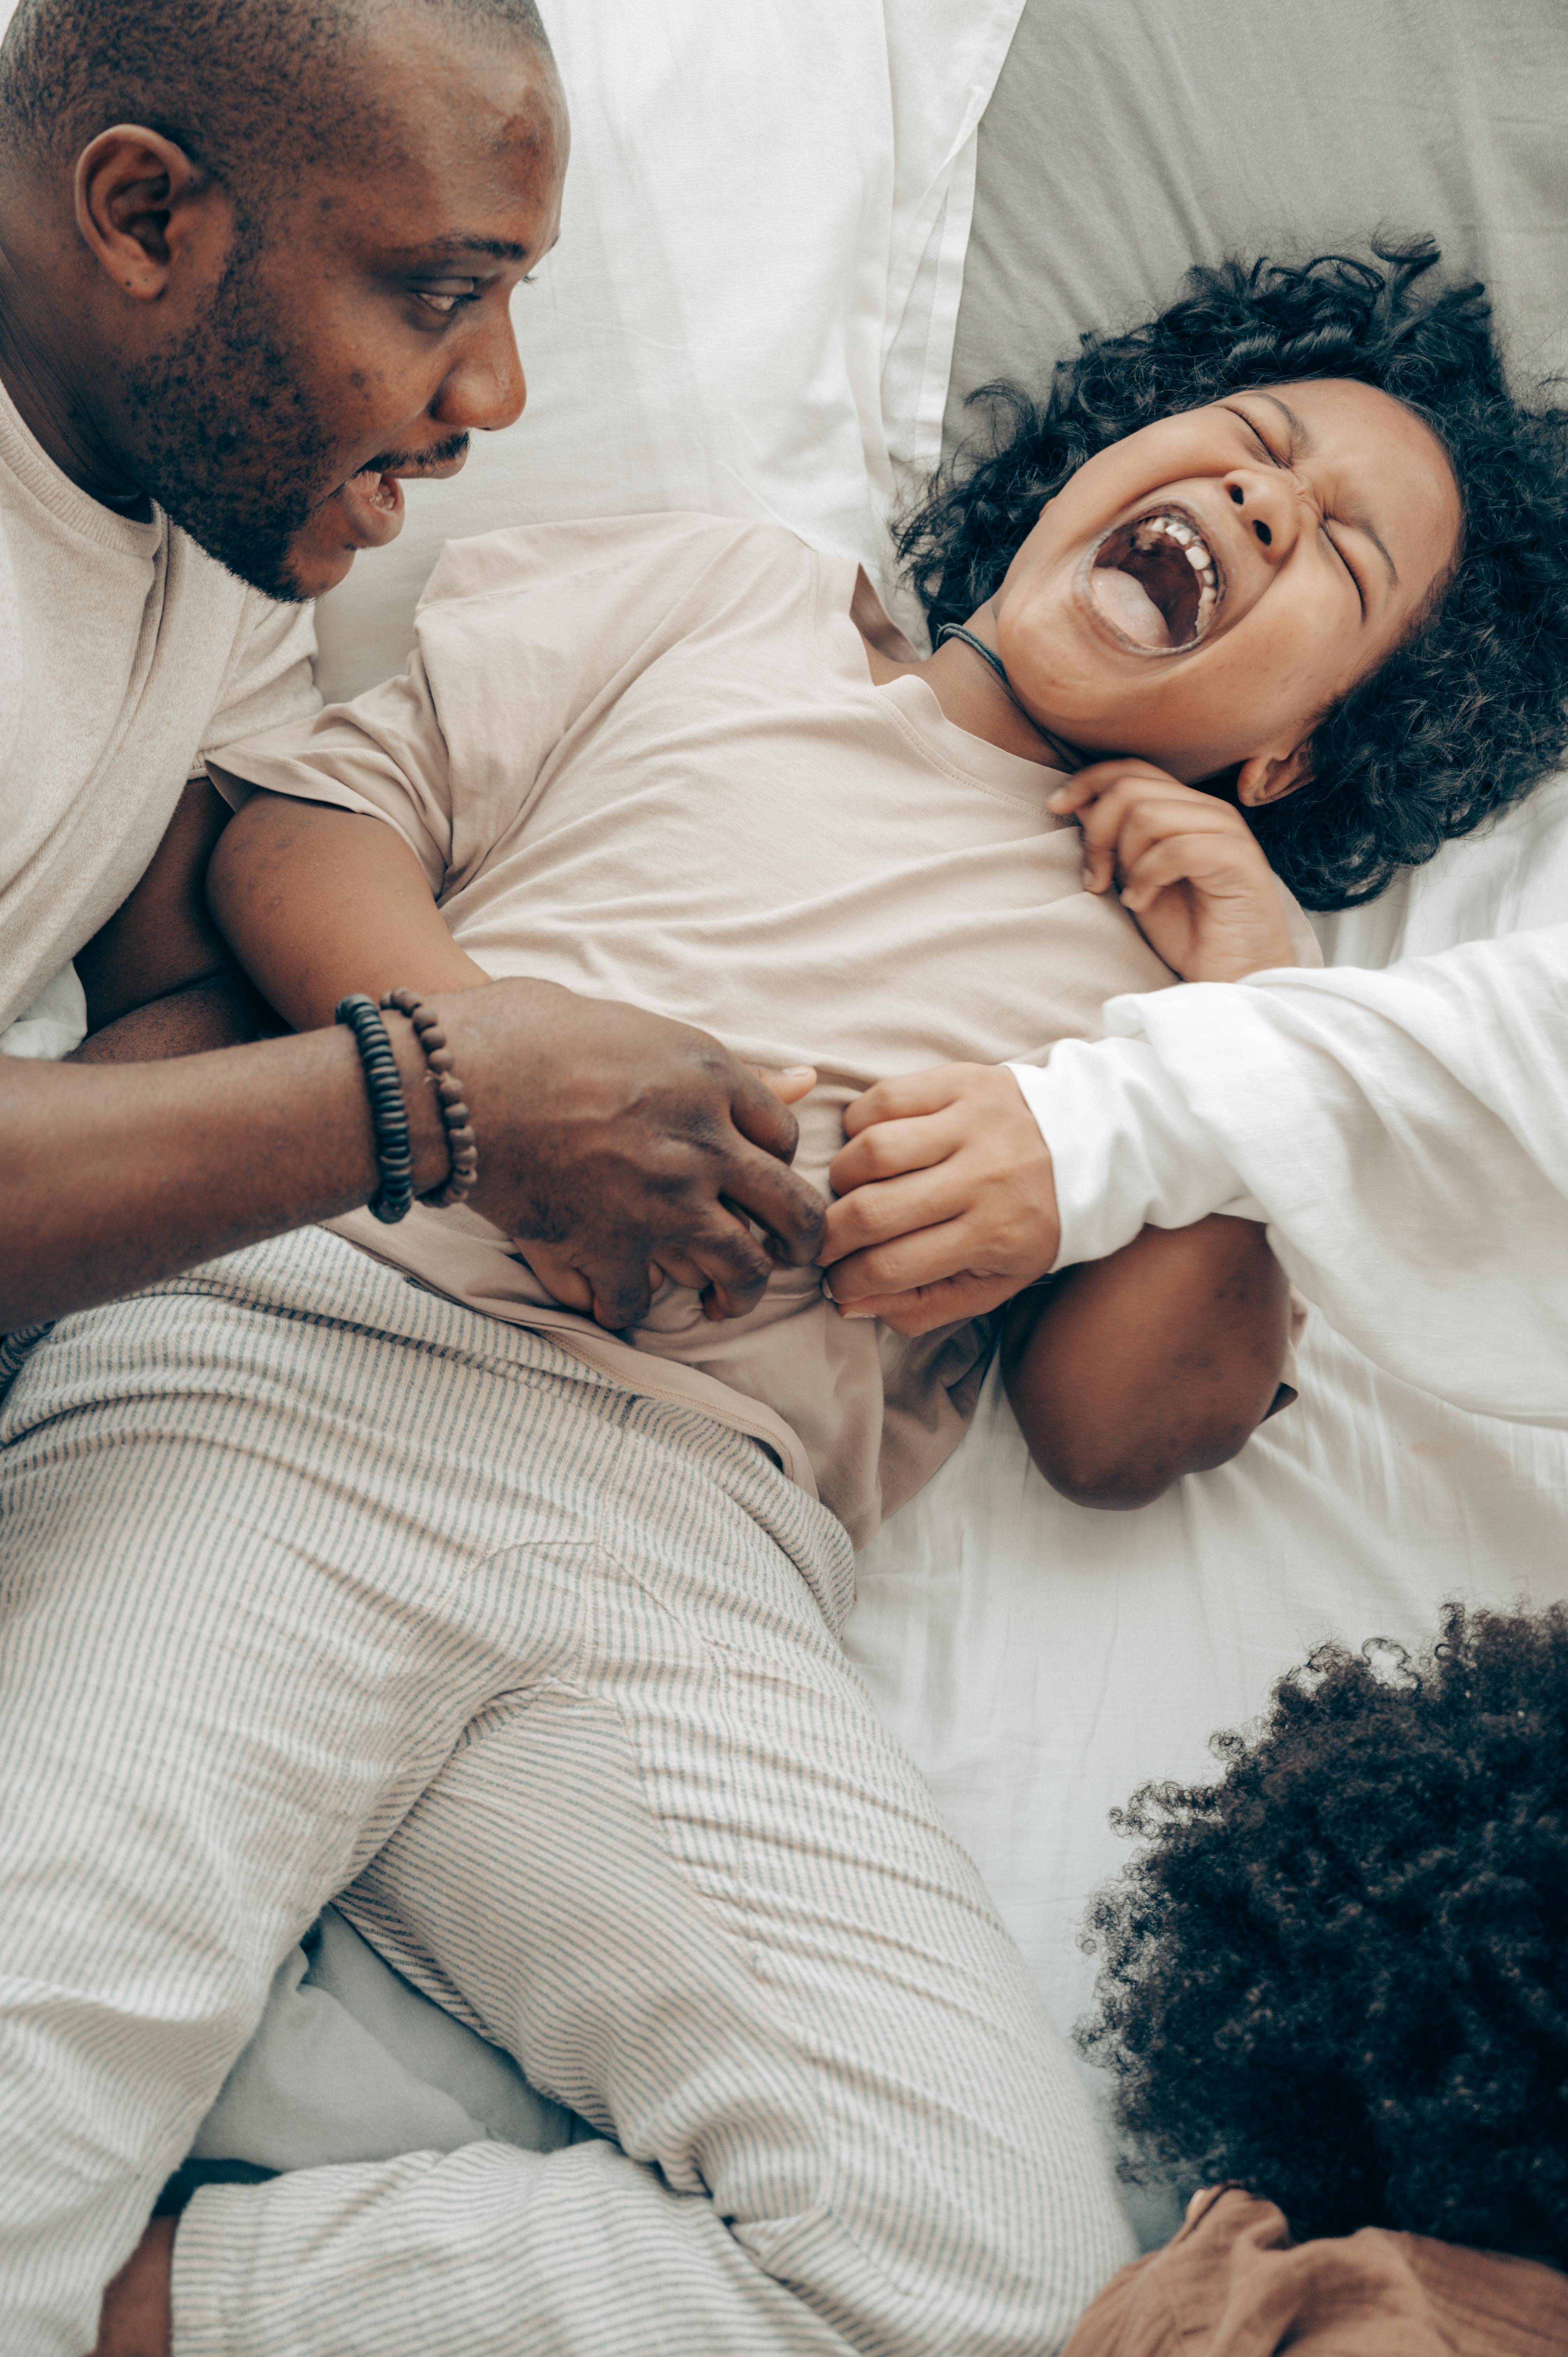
[315,0,1029,700]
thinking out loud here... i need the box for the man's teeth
[1133,512,1219,634]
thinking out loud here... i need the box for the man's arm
[2,1017,445,1329]
[71,778,283,1060]
[3,972,825,1335]
[4,762,828,1335]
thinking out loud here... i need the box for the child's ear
[1236,744,1312,807]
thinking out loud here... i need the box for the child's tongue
[1088,564,1172,649]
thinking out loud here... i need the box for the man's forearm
[1,1023,447,1332]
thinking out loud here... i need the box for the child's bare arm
[208,792,490,1025]
[1000,1215,1291,1510]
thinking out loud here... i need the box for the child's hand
[819,1064,1058,1334]
[1049,760,1299,982]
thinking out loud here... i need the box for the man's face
[118,23,567,600]
[991,378,1463,790]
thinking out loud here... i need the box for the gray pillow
[946,0,1568,463]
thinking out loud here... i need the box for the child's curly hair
[901,242,1568,909]
[1077,1603,1568,2263]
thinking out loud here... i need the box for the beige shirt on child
[214,512,1314,1546]
[0,371,318,1037]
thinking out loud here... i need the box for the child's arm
[208,792,490,1026]
[1000,1215,1291,1509]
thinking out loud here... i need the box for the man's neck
[0,208,148,510]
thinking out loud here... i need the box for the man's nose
[1222,467,1301,561]
[432,310,528,435]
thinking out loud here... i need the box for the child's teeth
[1184,543,1209,571]
[1166,520,1195,544]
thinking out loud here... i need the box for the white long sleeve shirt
[1008,922,1568,1428]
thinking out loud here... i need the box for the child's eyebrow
[1252,392,1400,588]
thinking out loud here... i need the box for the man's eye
[415,281,481,316]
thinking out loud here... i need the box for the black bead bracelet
[335,993,415,1223]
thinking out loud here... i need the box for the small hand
[819,1064,1058,1335]
[1049,759,1298,982]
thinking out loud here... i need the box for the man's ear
[74,126,222,303]
[1236,743,1312,808]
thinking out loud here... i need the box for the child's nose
[1223,469,1299,559]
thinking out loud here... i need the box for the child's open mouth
[1085,507,1222,650]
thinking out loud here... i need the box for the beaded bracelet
[380,987,480,1210]
[334,993,414,1223]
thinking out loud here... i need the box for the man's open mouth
[344,465,401,511]
[1084,507,1222,651]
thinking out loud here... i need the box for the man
[0,0,825,1346]
[0,9,1141,2355]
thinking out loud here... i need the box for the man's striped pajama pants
[0,1226,1132,2357]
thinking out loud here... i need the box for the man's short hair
[0,0,552,188]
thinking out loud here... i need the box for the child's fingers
[1099,789,1243,868]
[828,1108,958,1196]
[831,1268,1022,1335]
[1118,829,1245,900]
[1076,779,1255,896]
[749,1063,818,1104]
[840,1064,976,1137]
[1072,777,1193,892]
[819,1157,975,1267]
[823,1212,978,1306]
[1045,756,1176,818]
[1044,772,1103,817]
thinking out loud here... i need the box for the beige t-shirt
[214,513,1314,1545]
[0,371,318,1033]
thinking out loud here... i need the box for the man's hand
[819,1064,1058,1335]
[436,981,826,1330]
[516,1064,817,1320]
[1048,760,1299,982]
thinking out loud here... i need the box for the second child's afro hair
[1077,1603,1568,2264]
[901,242,1568,909]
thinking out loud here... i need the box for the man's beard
[119,227,348,603]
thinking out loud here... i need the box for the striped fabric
[0,1226,1132,2357]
